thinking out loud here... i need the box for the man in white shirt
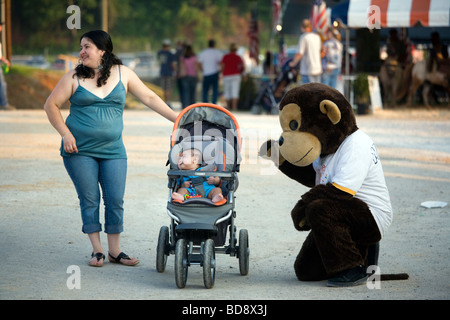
[198,39,223,104]
[290,19,322,84]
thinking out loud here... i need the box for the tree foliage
[11,0,272,54]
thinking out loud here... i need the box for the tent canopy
[331,0,450,28]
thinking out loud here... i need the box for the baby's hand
[207,176,221,186]
[181,181,191,188]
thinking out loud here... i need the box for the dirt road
[1,108,449,304]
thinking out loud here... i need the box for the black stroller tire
[156,226,169,273]
[175,238,188,289]
[203,239,216,289]
[238,229,249,276]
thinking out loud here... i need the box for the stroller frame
[251,58,298,114]
[156,103,249,289]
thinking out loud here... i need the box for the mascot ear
[319,100,341,125]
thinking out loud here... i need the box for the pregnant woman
[44,30,177,267]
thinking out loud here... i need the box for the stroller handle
[168,169,236,180]
[170,103,241,149]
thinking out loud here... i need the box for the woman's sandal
[108,252,139,266]
[89,252,105,267]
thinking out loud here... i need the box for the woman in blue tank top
[44,30,177,267]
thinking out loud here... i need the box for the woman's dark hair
[183,44,195,58]
[74,30,122,87]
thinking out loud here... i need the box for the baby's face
[178,150,201,170]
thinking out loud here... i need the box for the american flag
[311,0,328,35]
[272,0,281,31]
[248,5,259,65]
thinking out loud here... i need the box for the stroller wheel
[238,229,250,276]
[203,239,216,289]
[156,226,169,273]
[175,238,188,289]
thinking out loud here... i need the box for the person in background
[321,28,343,89]
[428,31,449,73]
[220,43,244,111]
[179,44,198,109]
[290,19,322,84]
[263,51,276,77]
[157,39,176,108]
[175,40,186,108]
[198,39,223,104]
[44,30,177,267]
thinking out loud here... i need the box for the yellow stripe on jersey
[332,182,356,196]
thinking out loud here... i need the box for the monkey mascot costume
[260,83,408,287]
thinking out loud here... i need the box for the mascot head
[278,83,358,166]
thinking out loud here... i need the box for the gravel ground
[0,107,449,307]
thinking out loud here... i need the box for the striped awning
[331,0,450,28]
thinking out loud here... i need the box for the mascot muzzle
[278,131,321,167]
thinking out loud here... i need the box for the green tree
[11,0,98,53]
[10,0,272,54]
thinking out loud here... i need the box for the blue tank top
[61,66,127,159]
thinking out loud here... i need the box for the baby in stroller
[157,103,249,289]
[171,148,225,204]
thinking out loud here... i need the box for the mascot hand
[259,139,285,166]
[291,199,310,231]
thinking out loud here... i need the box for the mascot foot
[326,265,368,287]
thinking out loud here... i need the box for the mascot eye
[289,120,299,131]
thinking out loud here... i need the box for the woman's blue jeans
[63,155,127,234]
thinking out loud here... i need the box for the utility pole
[102,0,108,32]
[1,0,11,60]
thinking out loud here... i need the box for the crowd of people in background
[157,38,244,111]
[288,19,343,89]
[155,18,345,114]
[152,17,450,113]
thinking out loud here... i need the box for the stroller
[251,58,299,114]
[156,103,249,289]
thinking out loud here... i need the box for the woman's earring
[78,58,86,69]
[98,57,104,71]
